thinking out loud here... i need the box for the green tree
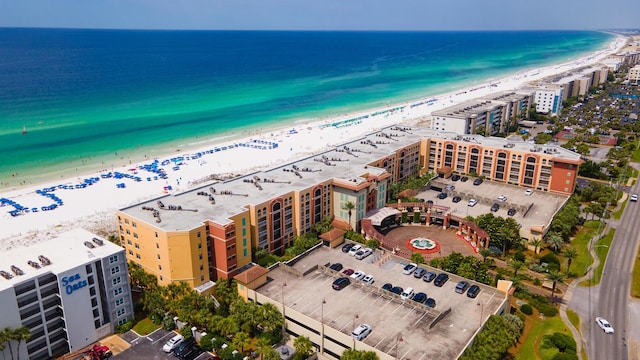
[563,247,578,276]
[232,331,251,353]
[546,271,565,301]
[502,314,524,341]
[255,337,274,359]
[12,327,31,360]
[365,238,380,250]
[256,303,284,332]
[293,336,314,360]
[341,349,380,360]
[263,348,281,360]
[410,252,426,264]
[530,237,543,255]
[478,248,492,262]
[0,328,14,360]
[342,201,356,230]
[217,317,238,339]
[545,233,565,253]
[510,260,525,278]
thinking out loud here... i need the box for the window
[134,243,139,249]
[88,276,95,285]
[114,287,122,296]
[567,172,572,177]
[132,222,136,228]
[85,264,93,274]
[111,266,120,275]
[115,298,124,306]
[128,250,133,256]
[156,243,159,249]
[112,277,121,286]
[159,265,162,270]
[199,254,203,260]
[136,253,140,259]
[116,308,126,317]
[90,287,96,296]
[91,298,98,307]
[157,254,161,260]
[566,180,570,184]
[109,255,118,264]
[93,309,100,318]
[198,243,202,249]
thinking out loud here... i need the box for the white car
[402,263,418,275]
[524,189,534,196]
[355,247,373,260]
[468,199,478,207]
[497,195,507,202]
[631,194,638,202]
[400,287,415,300]
[595,317,614,334]
[352,324,372,341]
[162,334,184,353]
[350,270,366,281]
[362,274,375,285]
[348,244,362,256]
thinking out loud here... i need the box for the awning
[366,207,401,226]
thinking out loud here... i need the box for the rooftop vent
[10,265,24,276]
[38,255,52,266]
[27,260,41,269]
[92,237,104,246]
[0,270,13,280]
[84,241,96,249]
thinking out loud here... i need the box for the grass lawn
[612,197,627,220]
[566,308,580,334]
[632,244,640,298]
[515,312,572,360]
[591,229,615,285]
[569,221,599,279]
[132,317,161,336]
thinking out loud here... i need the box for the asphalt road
[587,182,640,360]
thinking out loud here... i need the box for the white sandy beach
[0,35,627,250]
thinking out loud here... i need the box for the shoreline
[0,34,627,248]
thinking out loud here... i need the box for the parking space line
[414,311,429,325]
[374,336,387,349]
[391,303,404,314]
[416,353,427,360]
[400,347,412,360]
[403,306,416,319]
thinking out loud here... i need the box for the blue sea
[0,29,613,187]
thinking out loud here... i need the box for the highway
[587,182,640,360]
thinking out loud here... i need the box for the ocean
[0,29,613,187]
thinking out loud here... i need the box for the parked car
[490,203,499,212]
[460,176,469,182]
[445,184,455,191]
[452,196,462,203]
[332,277,351,290]
[390,286,403,294]
[438,192,447,199]
[342,243,354,253]
[434,273,449,287]
[451,174,461,181]
[179,345,202,360]
[162,334,184,353]
[497,195,507,202]
[173,338,196,358]
[402,263,418,275]
[400,287,415,300]
[363,274,375,285]
[455,281,470,294]
[355,248,373,260]
[382,283,393,291]
[350,270,366,281]
[595,317,614,334]
[412,292,427,303]
[507,208,516,216]
[631,194,638,202]
[349,244,362,256]
[329,263,343,271]
[413,267,427,278]
[425,298,436,308]
[468,199,478,207]
[524,189,534,196]
[423,272,437,282]
[467,285,481,298]
[473,178,483,185]
[352,324,372,341]
[343,268,355,276]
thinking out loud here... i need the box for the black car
[455,281,470,294]
[490,203,499,212]
[467,285,481,298]
[438,192,447,199]
[332,277,351,290]
[341,243,354,253]
[434,273,449,287]
[423,272,437,282]
[452,196,462,203]
[427,200,434,206]
[382,283,393,291]
[173,337,196,357]
[180,345,203,360]
[473,178,483,186]
[390,286,403,295]
[460,176,469,182]
[425,298,436,308]
[451,174,461,181]
[507,208,516,216]
[413,292,427,303]
[329,263,343,271]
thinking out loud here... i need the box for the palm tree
[13,327,31,360]
[545,233,565,253]
[232,331,251,353]
[563,247,578,276]
[510,260,525,278]
[478,248,492,262]
[546,271,565,303]
[293,336,314,359]
[530,237,543,255]
[263,348,281,360]
[255,337,273,359]
[342,201,356,230]
[0,328,14,360]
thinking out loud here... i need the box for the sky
[0,0,639,31]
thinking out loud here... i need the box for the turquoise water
[0,29,613,187]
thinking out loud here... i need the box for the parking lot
[257,245,507,359]
[113,329,214,360]
[420,177,568,239]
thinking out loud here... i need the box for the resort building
[0,229,134,360]
[430,90,534,135]
[117,126,581,285]
[533,85,564,115]
[629,64,640,84]
[550,66,609,100]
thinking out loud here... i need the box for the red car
[342,268,355,276]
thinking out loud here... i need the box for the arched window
[495,152,507,180]
[469,148,480,174]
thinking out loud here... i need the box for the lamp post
[281,282,287,338]
[352,313,359,349]
[394,335,403,360]
[321,299,326,354]
[477,302,484,326]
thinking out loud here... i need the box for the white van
[162,333,184,353]
[348,244,362,256]
[400,287,414,300]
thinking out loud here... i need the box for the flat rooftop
[0,228,119,291]
[119,126,581,231]
[257,245,507,360]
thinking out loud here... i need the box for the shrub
[520,304,533,315]
[513,251,526,263]
[200,333,215,351]
[162,314,176,330]
[533,278,542,286]
[540,252,560,267]
[545,332,577,353]
[116,319,135,333]
[541,306,558,317]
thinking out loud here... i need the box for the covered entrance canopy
[365,207,401,226]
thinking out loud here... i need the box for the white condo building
[534,85,564,115]
[629,65,640,84]
[0,229,134,360]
